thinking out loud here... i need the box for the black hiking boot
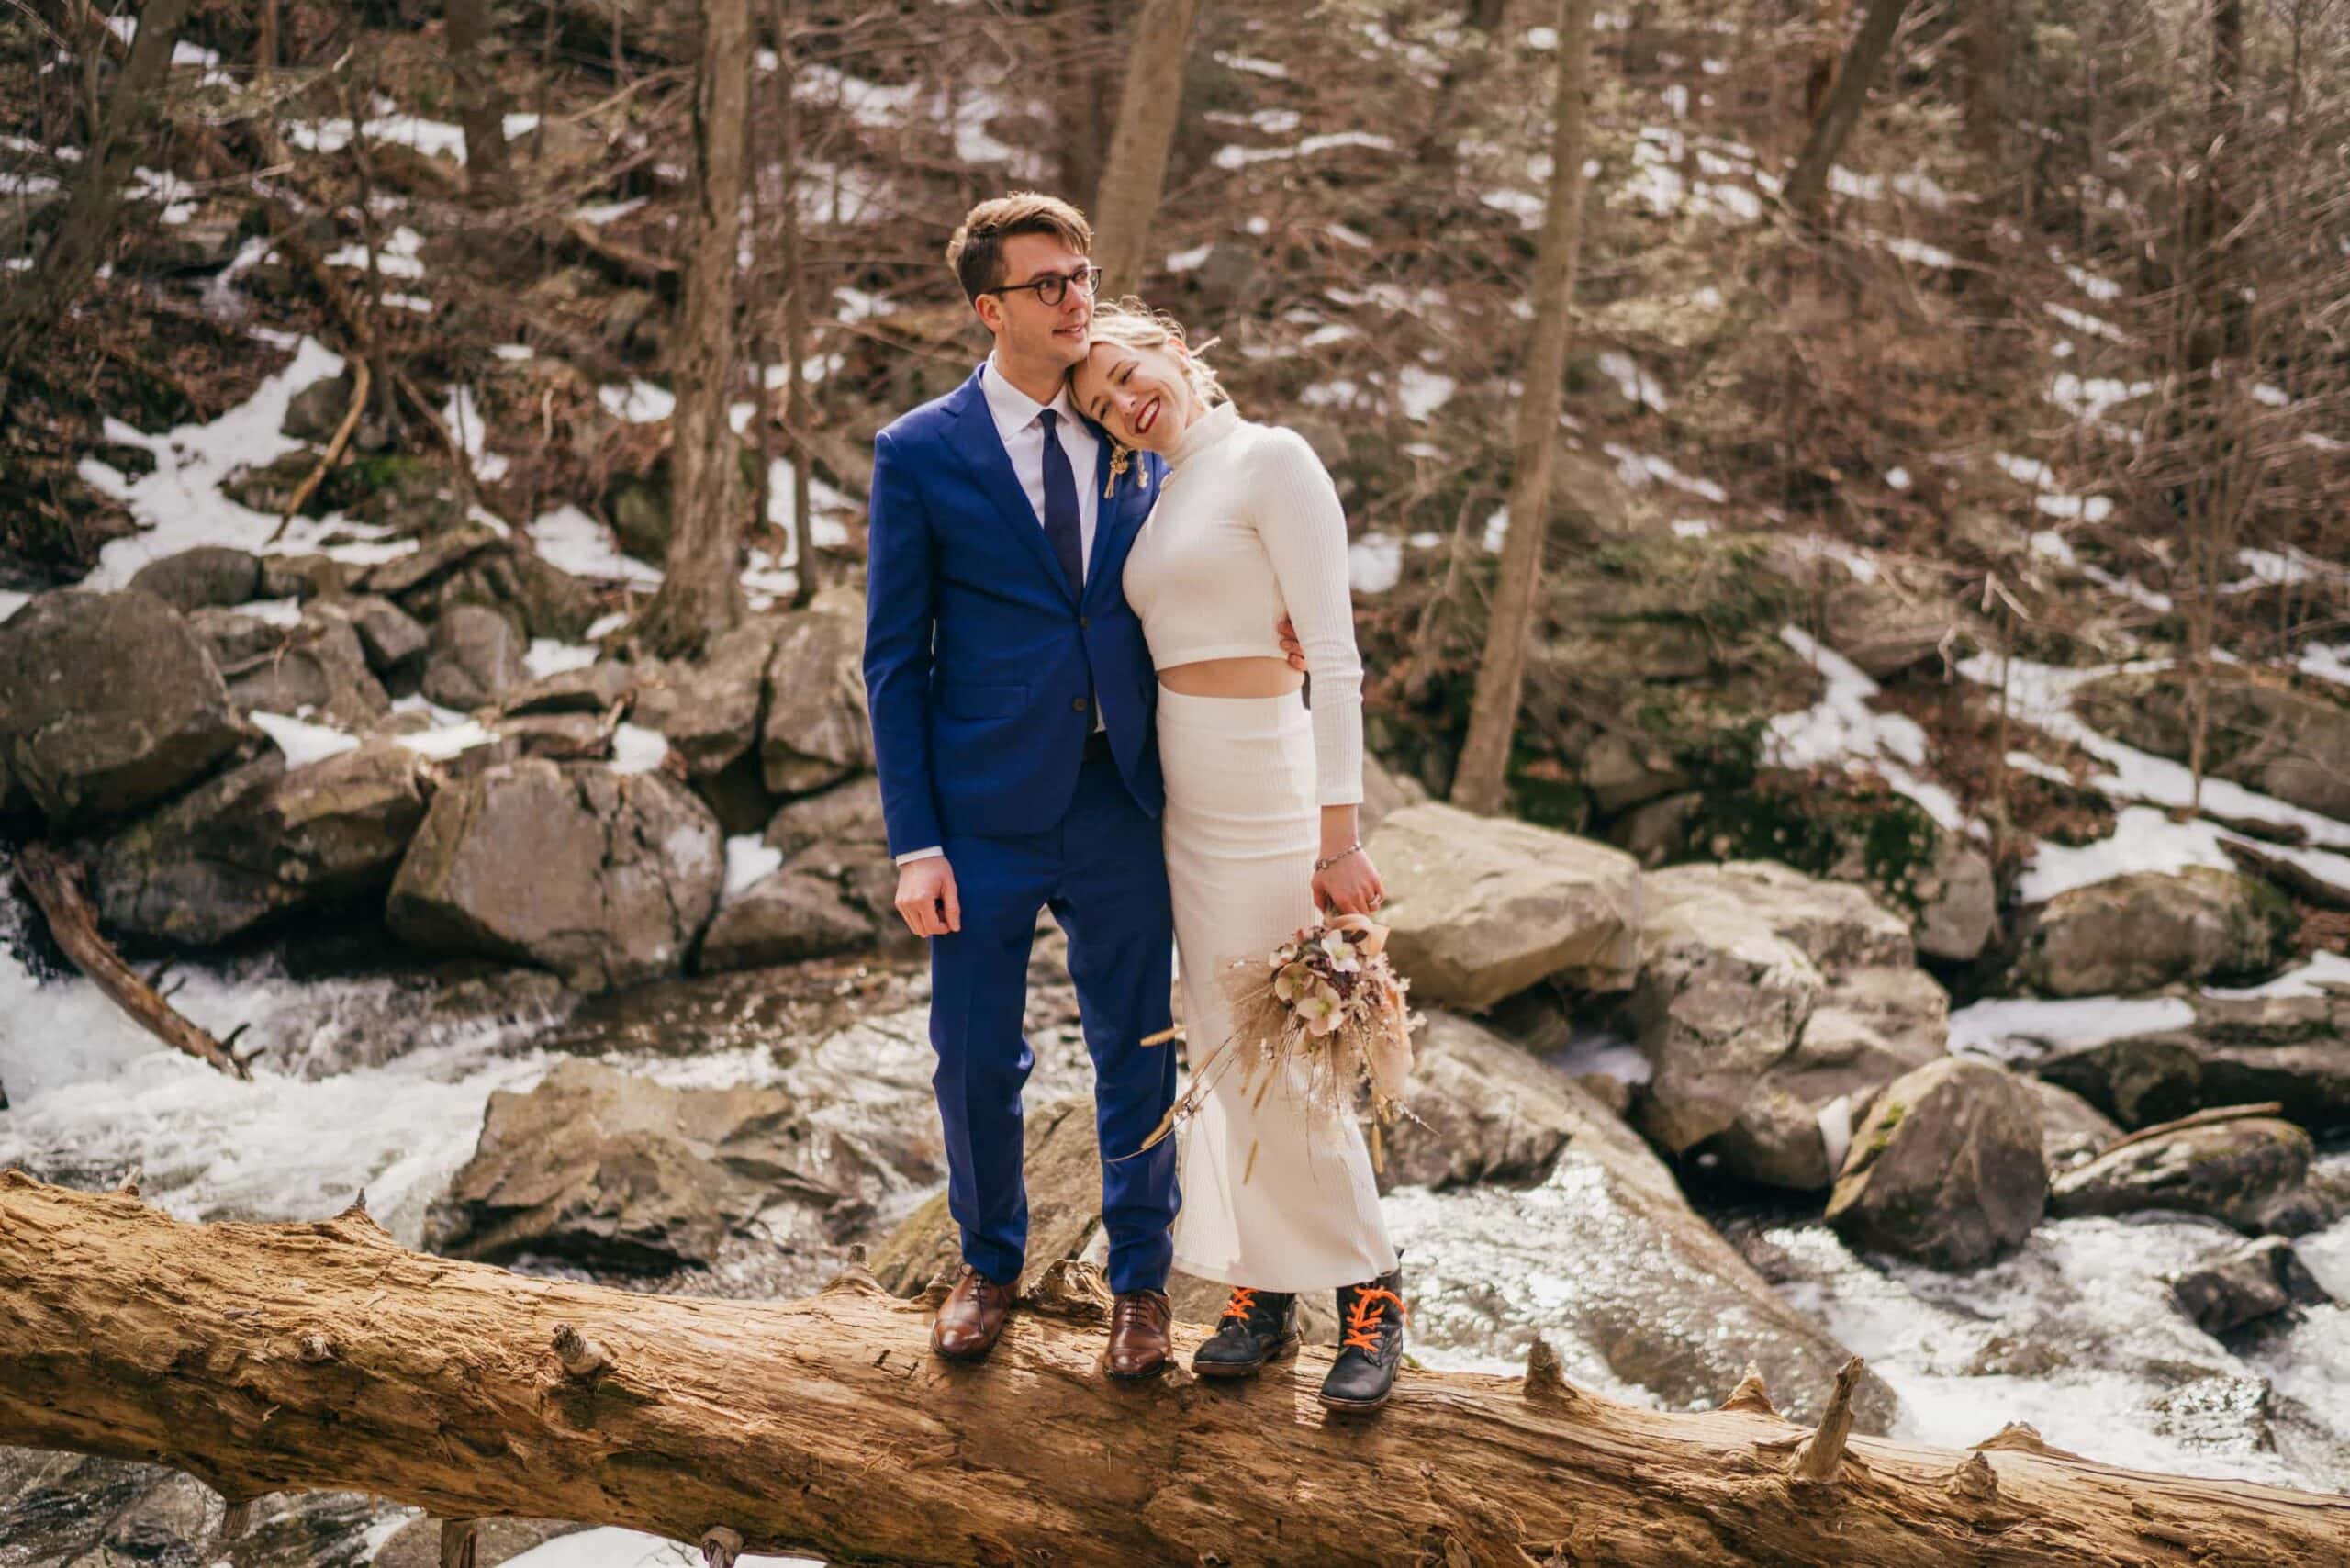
[1192,1284,1300,1378]
[1319,1264,1406,1412]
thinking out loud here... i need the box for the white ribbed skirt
[1157,687,1396,1294]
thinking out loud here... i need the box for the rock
[1753,541,1958,681]
[1366,802,1643,1010]
[633,618,777,776]
[869,1097,1102,1295]
[374,1518,585,1568]
[1825,1058,2048,1270]
[1606,789,1705,868]
[427,1059,865,1271]
[347,595,430,675]
[283,370,359,442]
[2076,669,2350,824]
[2049,1114,2328,1235]
[1380,1012,1606,1189]
[1359,751,1427,836]
[386,758,723,991]
[2167,1237,2333,1336]
[2031,1078,2123,1170]
[354,521,504,599]
[506,542,603,643]
[1375,1012,1899,1431]
[498,660,638,717]
[764,774,886,860]
[1913,838,1998,962]
[420,603,527,710]
[697,868,876,972]
[1626,860,1948,1190]
[2036,989,2350,1132]
[185,605,289,669]
[0,589,245,831]
[258,553,347,601]
[492,711,615,762]
[125,545,263,611]
[2010,868,2298,997]
[760,600,874,794]
[83,741,433,946]
[220,605,392,728]
[1579,730,1692,814]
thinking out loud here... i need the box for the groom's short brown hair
[947,193,1093,304]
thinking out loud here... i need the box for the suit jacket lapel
[947,369,1078,606]
[1081,432,1156,606]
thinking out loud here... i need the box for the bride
[1069,297,1406,1412]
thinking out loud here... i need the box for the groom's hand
[1276,615,1307,671]
[895,857,962,938]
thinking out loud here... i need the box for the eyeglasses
[986,265,1102,307]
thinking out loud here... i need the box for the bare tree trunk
[444,0,511,201]
[255,0,278,86]
[777,0,818,607]
[1054,1,1113,207]
[1803,0,1852,119]
[637,0,754,659]
[1780,0,1908,221]
[1089,0,1202,297]
[0,0,195,378]
[1451,0,1598,817]
[6,1174,2348,1567]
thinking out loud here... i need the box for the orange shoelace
[1341,1287,1407,1354]
[1221,1286,1260,1321]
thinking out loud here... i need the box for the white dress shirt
[896,353,1105,867]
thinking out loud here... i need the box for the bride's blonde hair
[1083,296,1232,415]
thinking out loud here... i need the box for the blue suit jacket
[863,364,1169,857]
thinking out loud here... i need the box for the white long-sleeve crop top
[1120,400,1366,806]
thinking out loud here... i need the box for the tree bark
[1089,0,1203,297]
[1780,0,1908,221]
[776,0,818,608]
[1450,0,1597,817]
[444,0,512,200]
[636,0,753,659]
[1053,0,1113,209]
[4,1174,2347,1567]
[0,0,195,379]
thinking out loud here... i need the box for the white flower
[1270,942,1300,968]
[1273,961,1317,1002]
[1296,983,1345,1036]
[1315,929,1361,973]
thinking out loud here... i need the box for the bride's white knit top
[1122,399,1365,806]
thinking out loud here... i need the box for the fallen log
[3,1175,2344,1564]
[12,846,249,1080]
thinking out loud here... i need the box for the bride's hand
[1313,846,1385,919]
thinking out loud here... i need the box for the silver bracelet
[1315,841,1363,872]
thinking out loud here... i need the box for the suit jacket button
[1072,698,1088,713]
[1079,615,1090,630]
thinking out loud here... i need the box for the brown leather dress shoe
[1106,1288,1173,1380]
[932,1263,1015,1361]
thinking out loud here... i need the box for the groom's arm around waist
[862,427,946,860]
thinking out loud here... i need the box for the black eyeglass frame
[983,265,1104,307]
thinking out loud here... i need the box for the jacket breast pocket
[934,681,1028,720]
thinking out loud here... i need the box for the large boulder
[1912,835,1998,963]
[1824,1058,2048,1270]
[2031,1078,2123,1171]
[420,603,527,711]
[1751,540,1960,681]
[2036,988,2350,1133]
[386,758,723,991]
[347,594,431,677]
[632,618,777,777]
[215,604,392,728]
[1626,860,1949,1190]
[760,599,874,795]
[868,1096,1102,1295]
[1365,802,1643,1010]
[2166,1237,2333,1336]
[2075,669,2350,823]
[125,545,264,611]
[699,778,895,972]
[2048,1113,2331,1236]
[82,740,434,945]
[0,589,246,831]
[426,1058,870,1271]
[1378,1013,1898,1431]
[2009,868,2299,997]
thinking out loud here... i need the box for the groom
[862,193,1182,1378]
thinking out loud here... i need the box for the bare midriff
[1157,656,1303,698]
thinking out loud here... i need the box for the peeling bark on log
[13,846,250,1080]
[4,1179,2347,1563]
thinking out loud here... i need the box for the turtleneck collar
[1165,398,1242,468]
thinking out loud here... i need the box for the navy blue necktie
[1036,409,1085,598]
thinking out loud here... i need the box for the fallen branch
[2,1174,2344,1565]
[271,356,370,541]
[12,846,250,1080]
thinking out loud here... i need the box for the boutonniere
[1102,443,1133,501]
